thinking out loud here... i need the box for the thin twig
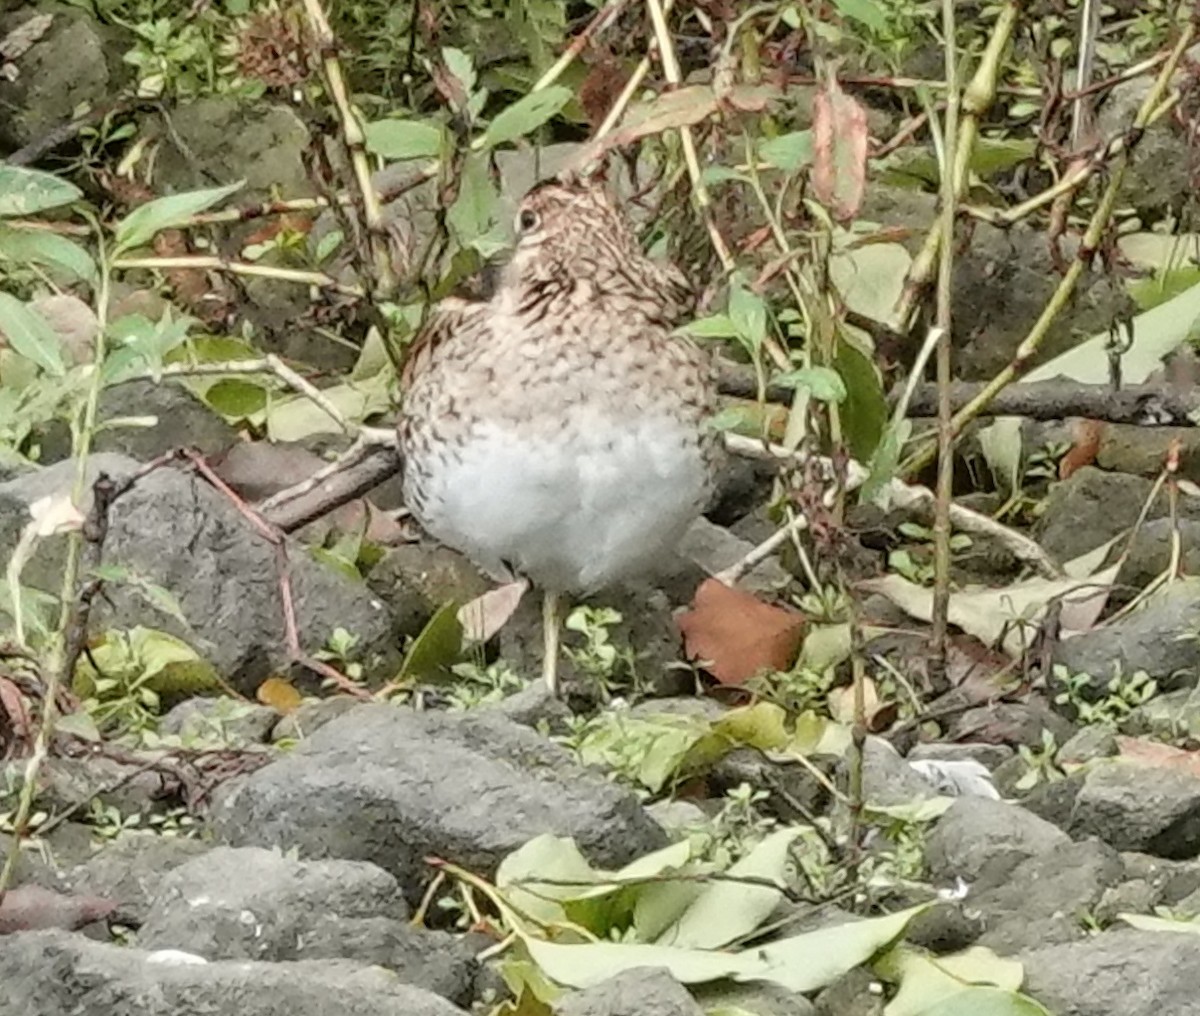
[930,0,961,688]
[111,256,364,297]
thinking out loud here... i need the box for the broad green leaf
[481,86,573,149]
[829,239,911,329]
[497,834,601,927]
[0,226,97,282]
[916,988,1052,1016]
[0,293,66,375]
[202,379,269,421]
[683,314,741,339]
[774,366,847,403]
[55,709,103,743]
[448,152,502,252]
[264,374,390,442]
[728,274,768,351]
[517,904,929,991]
[759,130,813,172]
[1119,912,1200,935]
[656,826,804,950]
[834,335,886,460]
[0,165,82,217]
[394,601,464,685]
[443,47,477,96]
[114,180,244,253]
[364,119,445,160]
[832,0,889,31]
[881,946,1024,1016]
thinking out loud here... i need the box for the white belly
[411,413,709,592]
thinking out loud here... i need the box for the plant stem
[930,0,961,687]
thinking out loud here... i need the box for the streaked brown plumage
[398,176,721,694]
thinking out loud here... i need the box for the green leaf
[443,47,477,96]
[516,903,929,991]
[0,226,97,282]
[0,293,66,375]
[831,0,889,31]
[364,119,445,160]
[759,131,813,172]
[655,826,804,950]
[202,379,268,421]
[683,314,741,339]
[447,152,501,250]
[914,988,1053,1016]
[0,165,82,217]
[395,601,464,685]
[114,180,244,253]
[834,335,886,460]
[264,374,390,442]
[481,86,573,149]
[55,709,103,743]
[773,366,847,403]
[728,274,768,351]
[880,946,1025,1016]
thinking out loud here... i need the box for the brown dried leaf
[1116,736,1200,778]
[677,578,805,686]
[256,675,302,714]
[1058,419,1105,479]
[458,579,530,643]
[812,71,868,221]
[0,886,115,934]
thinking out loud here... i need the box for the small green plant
[1053,665,1157,728]
[1014,729,1064,792]
[563,605,638,697]
[446,659,525,710]
[314,627,365,683]
[887,522,972,586]
[693,782,778,867]
[748,665,834,714]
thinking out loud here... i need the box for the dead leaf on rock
[1059,419,1105,479]
[812,70,868,222]
[1116,736,1200,779]
[677,578,804,687]
[0,886,115,935]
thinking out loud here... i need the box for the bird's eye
[518,208,540,232]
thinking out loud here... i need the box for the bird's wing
[398,296,489,392]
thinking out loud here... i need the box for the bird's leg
[542,589,563,697]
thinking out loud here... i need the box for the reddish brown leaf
[0,886,115,934]
[0,676,31,754]
[812,71,868,221]
[1058,419,1105,479]
[1116,736,1200,778]
[677,578,804,686]
[256,675,303,714]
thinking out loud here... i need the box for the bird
[397,172,721,697]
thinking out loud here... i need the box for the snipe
[398,174,721,696]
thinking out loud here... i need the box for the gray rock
[710,748,829,819]
[1116,519,1200,595]
[839,737,941,808]
[1093,878,1162,925]
[1035,467,1200,566]
[0,930,468,1016]
[1058,726,1120,765]
[0,454,395,693]
[0,755,167,817]
[0,9,125,150]
[367,543,492,640]
[552,968,703,1016]
[925,797,1069,884]
[972,838,1124,954]
[137,847,477,1004]
[271,696,362,742]
[485,681,572,731]
[675,517,790,594]
[694,981,816,1015]
[40,381,238,466]
[210,705,666,904]
[1123,685,1200,741]
[1068,759,1200,858]
[813,966,885,1016]
[1120,852,1200,907]
[50,834,212,927]
[1052,579,1200,690]
[1021,929,1200,1016]
[945,699,1075,749]
[160,698,279,747]
[150,98,312,198]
